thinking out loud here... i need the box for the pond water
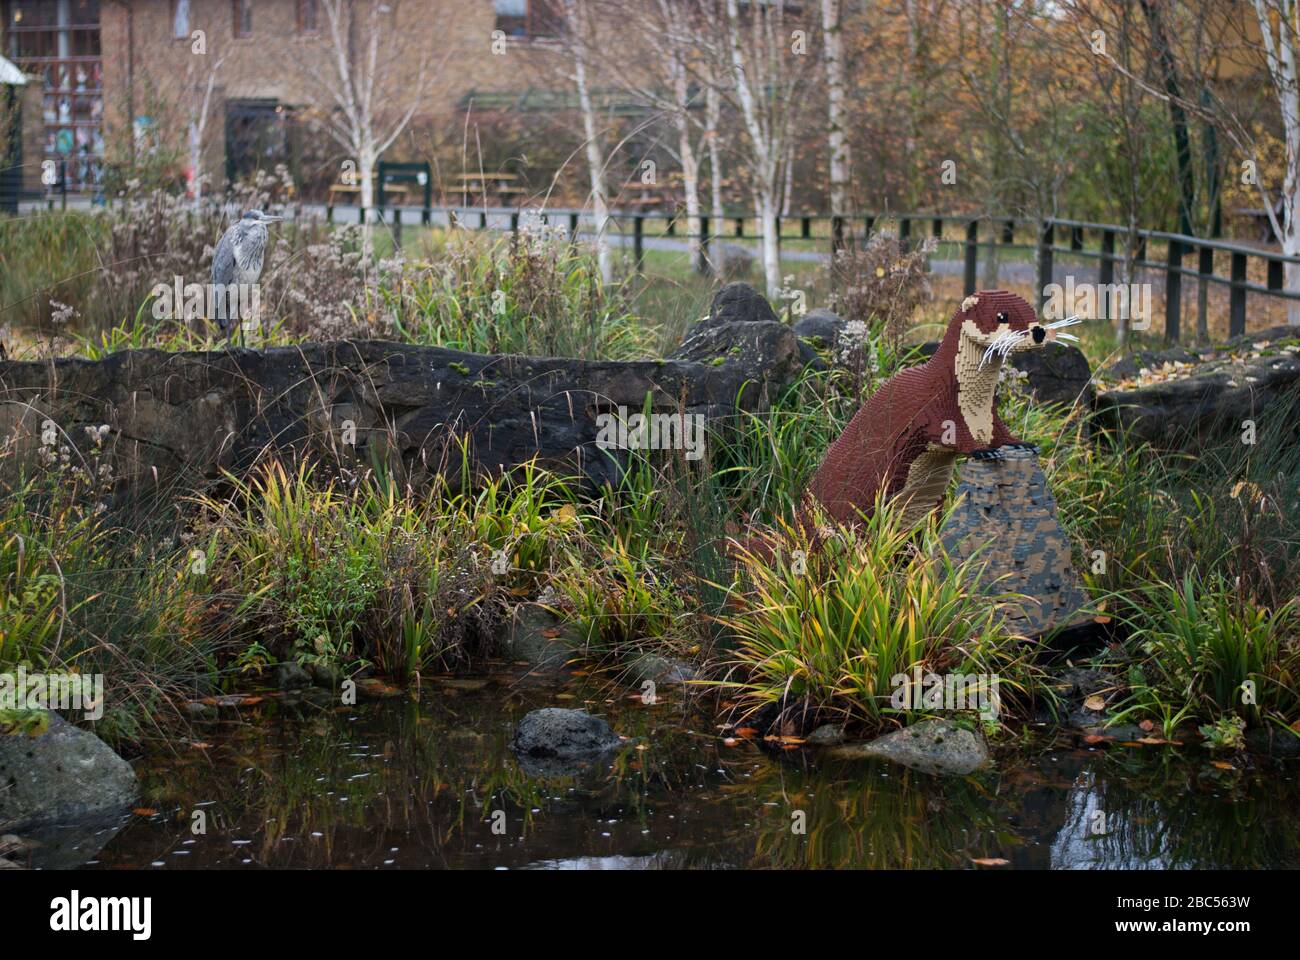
[58,669,1300,870]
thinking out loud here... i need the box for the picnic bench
[327,179,409,205]
[451,172,525,204]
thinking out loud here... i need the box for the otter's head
[951,291,1057,367]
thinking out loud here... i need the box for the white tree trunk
[669,57,703,271]
[758,189,781,296]
[706,84,724,223]
[821,0,850,217]
[1252,0,1300,323]
[566,0,611,283]
[725,0,783,297]
[189,122,203,206]
[359,146,376,261]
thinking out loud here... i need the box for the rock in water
[827,719,990,776]
[0,713,137,831]
[513,708,623,758]
[939,446,1088,636]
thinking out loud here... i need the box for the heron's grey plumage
[211,209,282,342]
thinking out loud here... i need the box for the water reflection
[77,674,1299,870]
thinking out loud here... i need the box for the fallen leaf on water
[1082,734,1108,745]
[1211,760,1236,771]
[971,858,1010,867]
[132,808,157,817]
[734,726,760,738]
[1137,737,1182,746]
[554,693,576,700]
[1083,695,1106,711]
[722,737,739,747]
[190,742,212,750]
[1139,719,1155,732]
[540,628,561,639]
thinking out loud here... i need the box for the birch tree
[1251,0,1300,324]
[182,37,225,209]
[722,0,813,296]
[820,0,850,219]
[305,0,436,258]
[591,0,723,272]
[561,0,613,283]
[705,82,725,224]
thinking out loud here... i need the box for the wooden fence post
[1037,220,1055,313]
[963,220,978,296]
[1165,238,1182,342]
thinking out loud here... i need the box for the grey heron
[211,209,282,343]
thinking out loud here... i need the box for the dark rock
[1245,726,1300,759]
[827,719,990,775]
[305,661,339,688]
[1103,346,1201,382]
[0,713,137,832]
[182,701,219,721]
[275,661,312,690]
[2,811,128,870]
[512,708,623,759]
[708,245,757,283]
[793,307,846,349]
[1096,343,1300,447]
[918,340,1094,407]
[625,653,698,687]
[0,337,801,495]
[939,447,1090,637]
[673,283,798,383]
[806,724,846,746]
[1079,723,1148,742]
[697,281,779,330]
[506,604,574,672]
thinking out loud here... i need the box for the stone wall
[0,322,801,493]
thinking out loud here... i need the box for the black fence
[30,187,1291,341]
[333,202,1297,342]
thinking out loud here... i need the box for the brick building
[1,0,582,198]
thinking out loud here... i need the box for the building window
[4,0,104,193]
[172,0,190,39]
[297,0,318,34]
[494,0,564,40]
[233,0,251,38]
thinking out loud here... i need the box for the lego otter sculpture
[805,290,1079,528]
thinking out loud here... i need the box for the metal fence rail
[341,202,1296,341]
[33,187,1294,341]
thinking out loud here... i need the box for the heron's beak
[264,215,284,223]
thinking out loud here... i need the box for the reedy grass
[1107,574,1300,736]
[715,495,1043,730]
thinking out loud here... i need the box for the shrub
[716,496,1041,730]
[1110,574,1300,736]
